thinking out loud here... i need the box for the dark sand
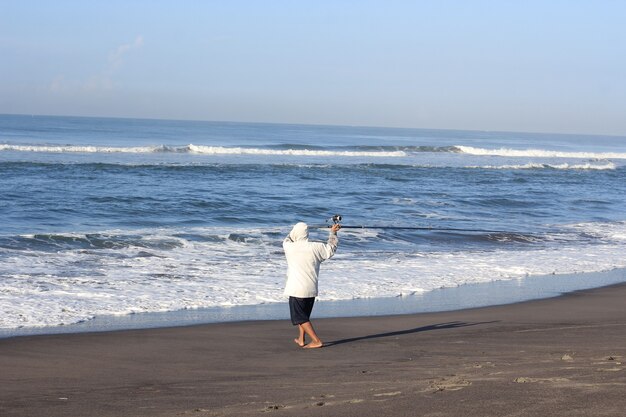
[1,284,625,417]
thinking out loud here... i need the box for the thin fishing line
[309,214,530,235]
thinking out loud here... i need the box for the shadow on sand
[324,321,498,347]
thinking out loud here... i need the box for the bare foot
[303,340,323,349]
[294,338,305,347]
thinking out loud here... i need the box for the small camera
[331,214,342,224]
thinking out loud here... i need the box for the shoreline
[1,274,625,416]
[2,267,625,339]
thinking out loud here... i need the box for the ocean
[1,114,626,331]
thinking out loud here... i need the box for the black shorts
[289,296,315,325]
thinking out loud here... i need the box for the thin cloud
[109,35,144,71]
[49,35,144,93]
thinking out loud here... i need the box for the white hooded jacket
[283,222,338,298]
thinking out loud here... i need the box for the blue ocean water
[1,114,626,329]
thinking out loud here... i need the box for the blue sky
[1,1,625,135]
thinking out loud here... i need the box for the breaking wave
[4,142,626,161]
[0,143,406,157]
[469,162,616,170]
[456,145,626,160]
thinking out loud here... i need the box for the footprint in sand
[594,355,622,365]
[514,377,570,384]
[593,355,623,371]
[263,404,286,411]
[430,375,472,392]
[373,391,402,397]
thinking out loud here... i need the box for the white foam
[0,144,163,153]
[2,222,626,329]
[563,221,626,241]
[187,144,406,157]
[456,145,626,160]
[0,143,406,157]
[468,162,616,170]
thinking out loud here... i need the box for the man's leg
[300,321,323,348]
[294,324,305,347]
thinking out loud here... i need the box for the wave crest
[469,162,616,170]
[456,145,626,160]
[0,143,406,157]
[187,144,405,157]
[4,142,626,161]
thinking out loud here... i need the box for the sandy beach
[4,2,626,416]
[1,282,625,417]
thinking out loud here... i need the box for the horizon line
[2,112,625,139]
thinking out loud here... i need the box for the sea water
[1,114,626,329]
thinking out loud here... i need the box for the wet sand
[1,283,625,416]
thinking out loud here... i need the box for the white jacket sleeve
[314,231,338,261]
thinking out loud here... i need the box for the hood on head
[289,222,309,241]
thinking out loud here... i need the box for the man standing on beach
[283,222,340,348]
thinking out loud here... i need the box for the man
[283,221,341,348]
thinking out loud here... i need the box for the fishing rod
[311,214,526,234]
